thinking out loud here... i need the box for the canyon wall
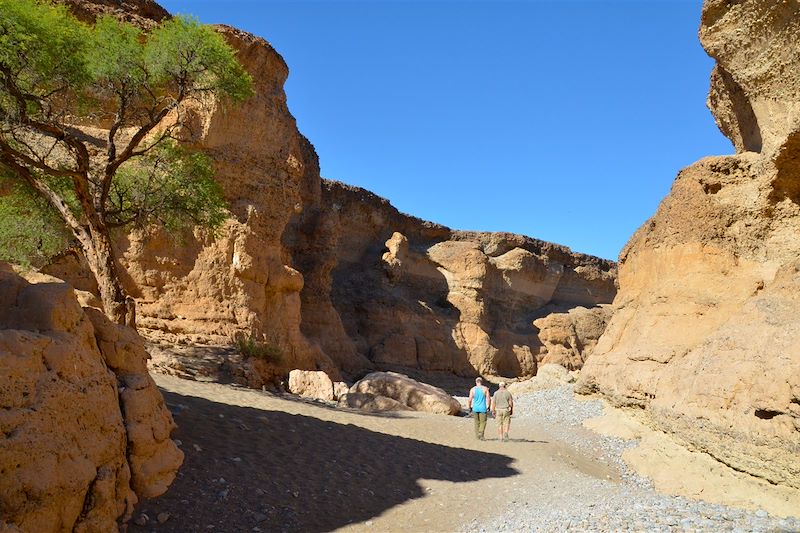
[286,181,616,377]
[47,0,617,382]
[578,0,800,490]
[0,263,182,531]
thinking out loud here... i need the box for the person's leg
[473,411,480,439]
[504,416,511,440]
[496,413,503,440]
[478,412,487,439]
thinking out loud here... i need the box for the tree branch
[0,151,92,250]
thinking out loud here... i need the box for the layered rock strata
[578,0,800,491]
[0,264,182,531]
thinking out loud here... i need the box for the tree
[0,0,252,325]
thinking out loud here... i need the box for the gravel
[461,385,800,533]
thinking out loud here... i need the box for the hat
[499,381,506,387]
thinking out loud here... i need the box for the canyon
[46,0,618,385]
[1,0,799,530]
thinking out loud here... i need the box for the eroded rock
[534,305,612,370]
[350,372,462,415]
[288,369,335,401]
[0,265,182,530]
[579,0,800,491]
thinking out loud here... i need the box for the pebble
[157,512,170,524]
[460,384,800,533]
[133,513,148,526]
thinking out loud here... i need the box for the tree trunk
[86,225,135,327]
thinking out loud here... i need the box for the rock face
[533,305,612,370]
[286,181,616,379]
[46,0,616,385]
[0,264,182,531]
[578,0,800,491]
[349,372,462,415]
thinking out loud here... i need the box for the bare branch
[0,137,81,180]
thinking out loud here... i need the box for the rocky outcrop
[286,181,616,379]
[533,305,612,370]
[0,264,182,531]
[578,0,800,491]
[349,372,462,415]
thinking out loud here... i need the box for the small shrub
[232,332,283,364]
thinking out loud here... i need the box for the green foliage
[87,15,146,93]
[110,141,228,234]
[0,1,253,268]
[0,0,90,116]
[146,16,253,103]
[0,1,252,116]
[0,176,71,267]
[232,332,283,364]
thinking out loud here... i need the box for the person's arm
[490,393,496,415]
[468,388,474,411]
[509,394,514,414]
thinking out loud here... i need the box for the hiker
[491,381,514,441]
[468,377,491,440]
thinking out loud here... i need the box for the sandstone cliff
[0,263,182,531]
[286,180,616,378]
[45,1,617,383]
[578,0,800,491]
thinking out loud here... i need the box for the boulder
[507,364,577,395]
[350,372,461,415]
[288,369,335,401]
[337,392,413,412]
[332,381,350,400]
[0,265,182,531]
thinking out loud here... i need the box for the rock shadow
[130,390,518,533]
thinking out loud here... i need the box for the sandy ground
[130,374,617,533]
[129,374,800,532]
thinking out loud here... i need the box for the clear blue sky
[159,0,732,261]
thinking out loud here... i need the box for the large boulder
[578,0,800,491]
[350,372,462,415]
[0,264,182,530]
[337,392,413,412]
[288,369,335,401]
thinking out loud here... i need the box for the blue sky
[159,0,732,261]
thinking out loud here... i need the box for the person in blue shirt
[468,377,491,440]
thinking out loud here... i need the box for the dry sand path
[130,374,617,533]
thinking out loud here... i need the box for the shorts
[495,408,511,424]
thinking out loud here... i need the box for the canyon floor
[129,373,800,533]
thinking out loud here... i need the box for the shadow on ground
[130,390,519,533]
